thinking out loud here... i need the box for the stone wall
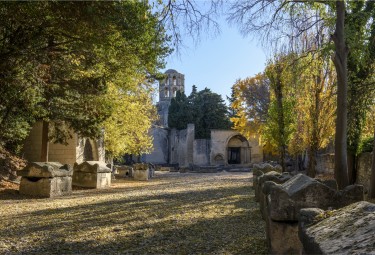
[169,124,195,167]
[193,139,211,165]
[316,153,335,174]
[315,152,373,193]
[23,122,43,162]
[75,138,105,164]
[49,136,77,165]
[248,135,263,163]
[23,122,77,165]
[356,152,373,193]
[210,130,231,165]
[143,127,169,164]
[210,130,263,165]
[23,122,105,165]
[144,124,263,167]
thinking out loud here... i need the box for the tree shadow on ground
[0,172,267,254]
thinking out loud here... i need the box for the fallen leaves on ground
[0,172,267,255]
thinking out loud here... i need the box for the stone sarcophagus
[115,165,133,177]
[18,162,73,198]
[133,163,153,181]
[73,161,111,188]
[258,171,293,219]
[299,201,375,255]
[263,174,364,255]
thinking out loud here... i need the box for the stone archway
[227,135,251,165]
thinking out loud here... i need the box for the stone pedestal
[18,162,72,198]
[73,161,111,188]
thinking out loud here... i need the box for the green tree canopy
[0,1,170,155]
[168,87,231,139]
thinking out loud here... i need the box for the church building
[143,69,263,167]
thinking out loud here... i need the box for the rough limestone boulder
[299,201,375,255]
[73,161,111,188]
[19,162,72,198]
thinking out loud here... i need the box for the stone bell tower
[157,69,185,127]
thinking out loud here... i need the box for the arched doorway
[227,135,251,165]
[83,139,94,161]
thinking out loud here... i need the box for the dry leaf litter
[0,171,267,255]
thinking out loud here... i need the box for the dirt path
[0,171,267,255]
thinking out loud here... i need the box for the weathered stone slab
[258,172,293,219]
[254,171,281,202]
[267,174,363,222]
[18,162,72,178]
[299,201,375,255]
[73,161,111,173]
[263,174,364,255]
[73,161,111,188]
[19,176,72,198]
[318,179,338,190]
[265,217,302,255]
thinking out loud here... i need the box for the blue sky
[162,15,268,104]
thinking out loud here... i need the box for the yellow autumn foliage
[104,79,157,158]
[230,73,270,141]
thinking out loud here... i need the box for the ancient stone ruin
[299,201,375,255]
[253,163,282,193]
[73,161,111,188]
[115,165,133,177]
[18,162,72,198]
[258,172,293,219]
[133,163,153,181]
[257,172,364,254]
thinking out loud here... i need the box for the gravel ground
[0,171,267,255]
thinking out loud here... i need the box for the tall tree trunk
[274,65,286,172]
[332,1,349,189]
[368,126,375,198]
[307,147,317,177]
[40,121,49,162]
[347,152,357,184]
[307,75,321,178]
